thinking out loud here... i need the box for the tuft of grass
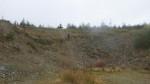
[56,69,103,84]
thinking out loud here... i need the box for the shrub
[33,38,50,45]
[5,32,15,41]
[25,33,51,45]
[95,59,105,68]
[26,42,37,51]
[134,29,150,49]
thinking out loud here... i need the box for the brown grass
[34,69,104,84]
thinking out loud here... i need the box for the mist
[0,0,150,27]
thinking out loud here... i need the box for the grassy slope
[0,20,150,84]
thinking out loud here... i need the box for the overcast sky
[0,0,150,27]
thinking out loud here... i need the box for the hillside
[0,19,149,84]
